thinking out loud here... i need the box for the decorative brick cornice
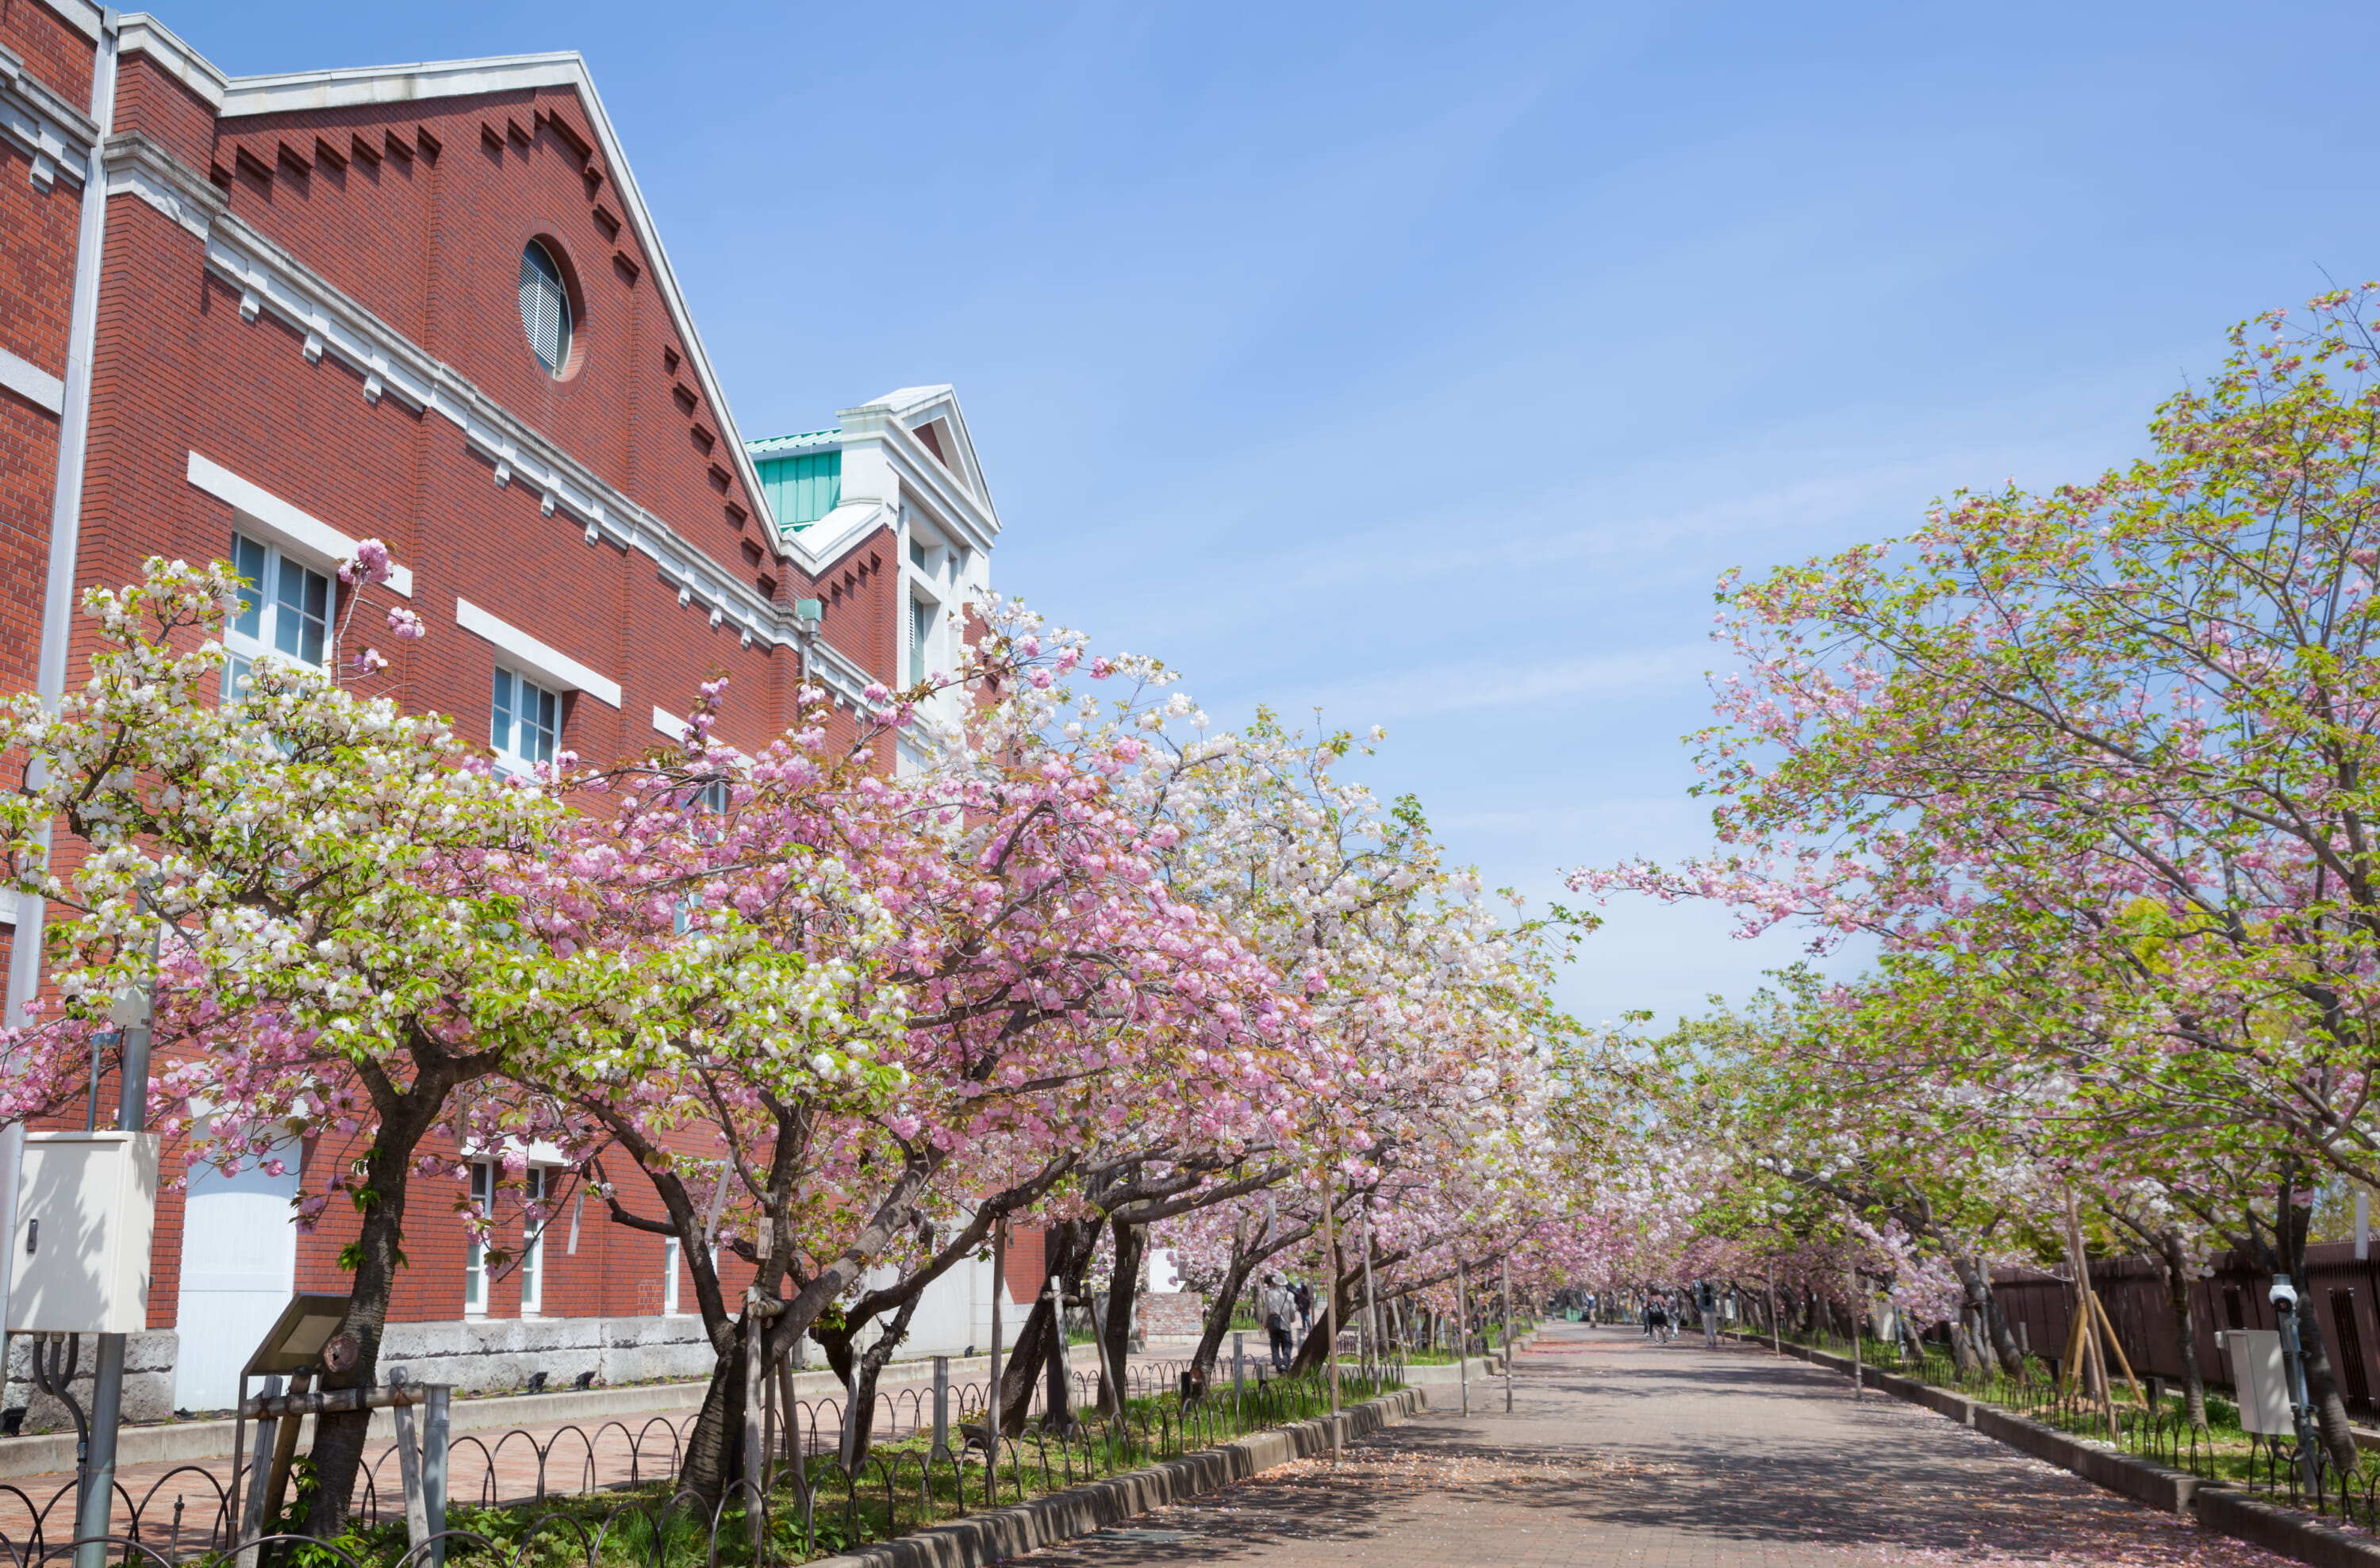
[105,129,227,236]
[117,14,232,110]
[0,40,101,190]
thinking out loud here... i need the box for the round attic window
[518,240,574,376]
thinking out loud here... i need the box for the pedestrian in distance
[1645,1294,1669,1342]
[1293,1277,1315,1344]
[1699,1280,1719,1349]
[1261,1272,1296,1371]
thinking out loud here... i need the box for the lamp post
[2271,1276,2324,1497]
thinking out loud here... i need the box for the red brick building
[0,3,1008,1417]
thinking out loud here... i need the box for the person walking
[1645,1294,1668,1342]
[1293,1277,1315,1344]
[1261,1273,1296,1371]
[1699,1279,1720,1348]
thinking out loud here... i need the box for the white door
[174,1158,298,1410]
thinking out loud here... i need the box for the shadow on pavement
[1017,1329,2250,1565]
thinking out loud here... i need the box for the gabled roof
[745,385,1001,565]
[869,384,993,507]
[202,46,777,568]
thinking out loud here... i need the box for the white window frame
[464,1160,494,1317]
[455,598,623,707]
[490,665,562,774]
[663,1236,681,1315]
[186,452,415,596]
[222,530,337,700]
[909,593,938,687]
[520,1167,547,1317]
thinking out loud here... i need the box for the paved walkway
[1019,1322,2294,1566]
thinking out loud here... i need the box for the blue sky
[163,1,2380,1027]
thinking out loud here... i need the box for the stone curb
[1728,1332,2380,1567]
[2198,1487,2380,1568]
[808,1386,1428,1568]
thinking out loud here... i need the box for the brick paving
[1017,1321,2296,1566]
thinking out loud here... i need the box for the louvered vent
[519,242,572,374]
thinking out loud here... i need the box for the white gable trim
[456,597,622,709]
[186,450,416,597]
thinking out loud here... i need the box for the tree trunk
[816,1289,925,1468]
[1287,1252,1357,1378]
[675,1331,750,1494]
[300,1059,474,1538]
[998,1220,1095,1434]
[1186,1259,1249,1392]
[1188,1223,1314,1383]
[1097,1217,1145,1415]
[2155,1226,2209,1428]
[1947,1252,2024,1375]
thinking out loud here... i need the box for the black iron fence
[1,1356,1402,1568]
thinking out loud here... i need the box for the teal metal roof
[750,437,842,531]
[745,427,842,456]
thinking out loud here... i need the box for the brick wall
[0,48,80,701]
[1,0,95,115]
[11,29,921,1351]
[203,88,766,592]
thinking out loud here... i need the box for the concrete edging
[809,1386,1428,1568]
[2198,1487,2380,1568]
[1729,1331,2380,1566]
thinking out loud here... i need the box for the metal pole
[423,1385,450,1568]
[987,1219,1005,1436]
[235,1374,282,1568]
[1457,1260,1471,1418]
[74,904,159,1568]
[1360,1208,1378,1384]
[932,1356,950,1457]
[393,1394,429,1552]
[1849,1264,1863,1397]
[1502,1256,1514,1413]
[1322,1184,1341,1455]
[0,1119,21,1424]
[2274,1279,2324,1497]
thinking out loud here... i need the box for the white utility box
[2217,1328,2293,1434]
[6,1131,160,1333]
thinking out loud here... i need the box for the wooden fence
[1990,1240,2380,1411]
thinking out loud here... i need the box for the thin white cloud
[1273,643,1710,725]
